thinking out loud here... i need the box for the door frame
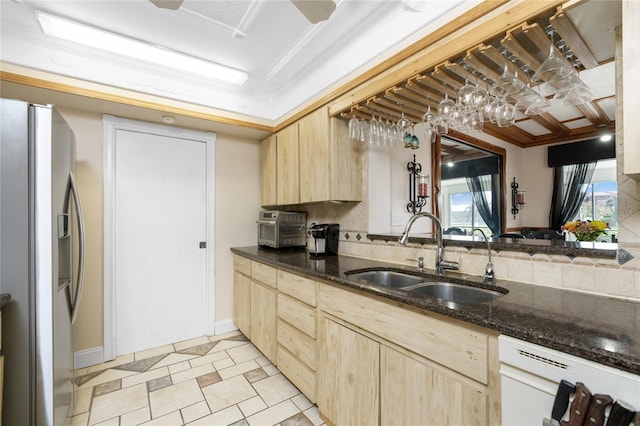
[102,115,216,361]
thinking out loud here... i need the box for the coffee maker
[309,224,340,256]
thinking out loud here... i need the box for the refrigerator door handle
[68,171,85,324]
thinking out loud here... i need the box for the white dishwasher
[499,335,640,425]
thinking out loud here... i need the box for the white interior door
[113,128,208,356]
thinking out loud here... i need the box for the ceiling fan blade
[149,0,184,10]
[291,0,336,24]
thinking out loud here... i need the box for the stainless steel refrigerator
[1,99,85,425]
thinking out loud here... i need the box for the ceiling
[335,0,621,149]
[0,0,621,148]
[0,0,475,122]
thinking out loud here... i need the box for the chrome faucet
[471,228,495,284]
[399,212,459,276]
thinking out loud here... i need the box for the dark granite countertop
[367,233,618,259]
[231,246,640,375]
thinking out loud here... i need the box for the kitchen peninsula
[232,246,639,374]
[232,245,640,425]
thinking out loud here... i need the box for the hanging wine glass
[437,85,455,131]
[390,116,399,146]
[368,115,379,145]
[532,31,574,93]
[358,119,369,144]
[348,110,360,142]
[421,95,437,144]
[493,63,525,99]
[516,78,552,115]
[470,109,484,133]
[472,76,490,110]
[494,97,516,127]
[397,106,413,148]
[458,70,476,107]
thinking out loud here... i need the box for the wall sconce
[407,154,429,214]
[511,177,525,219]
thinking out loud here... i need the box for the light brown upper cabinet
[298,106,361,204]
[260,124,300,206]
[260,106,362,207]
[276,124,301,205]
[260,134,277,206]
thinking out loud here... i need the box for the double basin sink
[345,269,507,304]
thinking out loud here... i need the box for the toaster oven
[257,211,307,248]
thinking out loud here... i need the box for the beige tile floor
[71,331,325,426]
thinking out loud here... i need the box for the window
[572,159,617,237]
[441,177,491,235]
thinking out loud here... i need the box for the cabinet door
[276,124,300,205]
[260,134,277,206]
[318,317,379,426]
[251,280,277,363]
[298,108,330,203]
[233,271,251,338]
[380,345,488,426]
[330,114,361,202]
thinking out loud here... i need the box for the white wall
[522,145,555,227]
[214,135,261,331]
[53,107,261,353]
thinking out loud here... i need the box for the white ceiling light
[600,133,613,142]
[36,11,248,86]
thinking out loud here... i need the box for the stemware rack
[337,3,614,149]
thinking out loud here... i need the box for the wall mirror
[434,133,505,237]
[339,0,621,257]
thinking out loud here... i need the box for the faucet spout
[471,228,495,284]
[398,212,457,276]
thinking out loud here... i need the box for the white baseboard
[74,346,104,369]
[214,319,238,335]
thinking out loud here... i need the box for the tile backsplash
[299,132,640,302]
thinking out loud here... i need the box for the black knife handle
[553,380,577,421]
[606,400,637,426]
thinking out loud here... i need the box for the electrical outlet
[392,213,404,226]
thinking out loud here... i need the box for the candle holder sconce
[511,177,525,219]
[407,154,430,214]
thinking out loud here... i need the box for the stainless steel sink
[345,269,507,304]
[346,270,425,288]
[407,282,505,303]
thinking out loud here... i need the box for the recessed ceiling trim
[265,0,343,82]
[180,7,249,38]
[265,21,324,82]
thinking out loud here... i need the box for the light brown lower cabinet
[250,280,277,363]
[276,270,318,402]
[318,317,379,426]
[317,283,501,426]
[232,255,252,338]
[232,270,252,338]
[380,344,488,426]
[232,256,500,425]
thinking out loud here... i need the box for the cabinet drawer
[319,284,490,384]
[278,344,316,403]
[278,319,316,370]
[277,270,317,307]
[278,293,316,338]
[233,255,251,276]
[252,261,277,288]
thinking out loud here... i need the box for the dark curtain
[466,174,500,235]
[549,162,597,231]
